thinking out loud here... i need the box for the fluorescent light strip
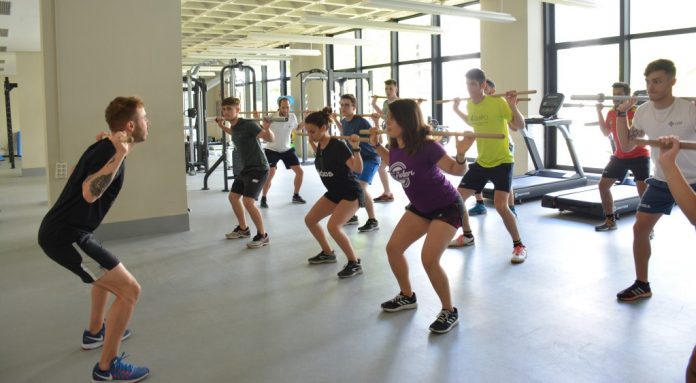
[208,47,321,56]
[186,53,293,61]
[541,0,596,7]
[303,15,443,34]
[245,32,372,46]
[362,0,516,23]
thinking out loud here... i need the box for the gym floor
[1,165,695,383]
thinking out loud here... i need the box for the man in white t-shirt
[614,58,696,301]
[260,97,306,208]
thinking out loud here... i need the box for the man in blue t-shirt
[335,94,380,232]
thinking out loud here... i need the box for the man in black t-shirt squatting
[216,97,275,248]
[38,96,151,382]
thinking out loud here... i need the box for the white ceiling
[0,0,472,75]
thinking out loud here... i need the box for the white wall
[41,0,188,236]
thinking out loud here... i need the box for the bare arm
[82,133,129,203]
[371,96,383,115]
[346,135,363,173]
[596,104,610,136]
[453,98,469,123]
[615,99,639,152]
[257,120,275,142]
[437,136,476,176]
[506,91,525,131]
[658,136,696,225]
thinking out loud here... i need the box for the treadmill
[482,93,588,202]
[541,127,642,219]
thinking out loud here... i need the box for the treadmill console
[526,92,565,124]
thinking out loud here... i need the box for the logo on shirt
[389,161,415,188]
[318,170,334,178]
[668,120,683,127]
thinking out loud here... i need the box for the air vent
[0,68,4,71]
[0,1,10,16]
[0,29,8,37]
[0,47,6,52]
[0,60,5,64]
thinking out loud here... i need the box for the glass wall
[398,15,432,62]
[333,31,357,70]
[549,0,696,172]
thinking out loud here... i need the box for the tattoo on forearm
[89,173,113,197]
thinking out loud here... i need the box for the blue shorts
[638,178,696,215]
[357,157,380,185]
[459,162,513,193]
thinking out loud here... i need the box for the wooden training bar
[372,95,428,101]
[296,132,370,142]
[434,90,537,104]
[633,138,696,150]
[206,116,288,123]
[358,129,504,139]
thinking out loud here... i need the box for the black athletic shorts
[39,233,120,284]
[323,188,365,207]
[602,156,650,182]
[231,170,269,200]
[459,162,513,193]
[406,196,465,229]
[264,148,300,169]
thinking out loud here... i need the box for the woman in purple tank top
[367,99,475,334]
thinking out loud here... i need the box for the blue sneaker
[82,324,132,350]
[468,202,487,216]
[509,205,517,218]
[92,353,149,383]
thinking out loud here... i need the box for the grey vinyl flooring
[1,163,696,383]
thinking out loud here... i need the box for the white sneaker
[511,245,527,264]
[448,234,474,248]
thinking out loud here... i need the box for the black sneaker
[292,194,306,204]
[358,218,379,232]
[308,250,337,264]
[617,280,652,301]
[429,307,459,334]
[260,196,268,208]
[225,225,251,239]
[337,259,362,278]
[344,215,359,226]
[381,292,417,312]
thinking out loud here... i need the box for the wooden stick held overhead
[633,138,696,150]
[295,132,370,142]
[358,129,504,139]
[434,90,537,104]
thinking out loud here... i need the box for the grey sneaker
[308,250,337,264]
[337,259,362,278]
[225,226,251,239]
[358,218,379,232]
[247,233,270,249]
[344,215,359,226]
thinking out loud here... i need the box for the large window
[548,0,696,172]
[362,29,391,66]
[630,33,696,97]
[556,44,620,169]
[630,0,696,34]
[399,62,432,120]
[364,66,392,114]
[333,31,357,70]
[554,0,620,43]
[440,7,480,56]
[398,15,432,62]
